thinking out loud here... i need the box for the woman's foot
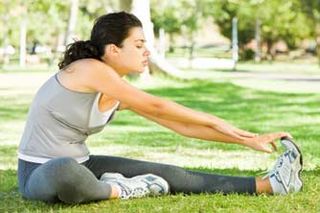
[100,173,169,199]
[265,137,303,195]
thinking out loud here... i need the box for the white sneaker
[100,172,125,181]
[266,137,303,195]
[100,172,170,199]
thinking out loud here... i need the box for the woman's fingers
[247,131,292,153]
[262,132,291,152]
[263,132,289,141]
[214,125,245,140]
[233,127,257,138]
[280,132,293,139]
[270,141,277,151]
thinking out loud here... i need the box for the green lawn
[0,70,319,212]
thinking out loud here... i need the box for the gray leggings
[18,155,256,203]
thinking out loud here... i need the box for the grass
[0,68,320,212]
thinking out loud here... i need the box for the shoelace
[273,169,290,194]
[114,179,151,199]
[270,151,293,194]
[261,150,292,179]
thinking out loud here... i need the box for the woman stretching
[18,11,303,203]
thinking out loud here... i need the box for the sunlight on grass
[0,70,319,212]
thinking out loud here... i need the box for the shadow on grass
[107,80,320,155]
[1,167,319,193]
[1,167,319,211]
[115,80,318,126]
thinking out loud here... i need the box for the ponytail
[58,40,102,70]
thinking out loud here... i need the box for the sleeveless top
[18,73,120,163]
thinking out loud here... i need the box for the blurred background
[1,3,320,210]
[1,0,319,73]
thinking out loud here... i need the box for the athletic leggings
[18,155,256,203]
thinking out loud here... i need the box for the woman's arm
[130,107,289,153]
[130,107,244,144]
[195,111,257,138]
[80,59,244,140]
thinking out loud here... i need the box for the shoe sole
[280,137,303,192]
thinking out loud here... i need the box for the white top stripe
[18,152,89,164]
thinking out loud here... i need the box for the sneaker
[100,172,125,181]
[100,172,169,199]
[266,137,303,195]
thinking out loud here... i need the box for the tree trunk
[255,18,261,62]
[19,7,27,67]
[316,23,320,66]
[64,0,79,46]
[168,34,175,53]
[266,39,274,61]
[1,14,9,65]
[130,0,152,80]
[232,17,238,70]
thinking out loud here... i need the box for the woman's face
[104,27,150,76]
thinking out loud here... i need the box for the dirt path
[186,69,320,94]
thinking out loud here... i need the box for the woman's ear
[105,44,120,56]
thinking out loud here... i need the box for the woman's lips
[142,60,149,66]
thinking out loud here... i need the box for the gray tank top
[18,73,120,163]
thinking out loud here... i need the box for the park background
[0,0,319,212]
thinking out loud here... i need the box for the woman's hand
[208,120,257,140]
[211,123,247,140]
[204,113,257,139]
[227,125,257,138]
[244,132,292,153]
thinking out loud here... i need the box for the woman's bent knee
[49,157,78,170]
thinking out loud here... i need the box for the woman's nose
[143,49,150,57]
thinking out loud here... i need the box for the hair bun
[79,40,99,55]
[58,40,101,69]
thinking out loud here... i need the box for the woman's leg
[84,155,257,195]
[85,138,303,196]
[18,157,113,203]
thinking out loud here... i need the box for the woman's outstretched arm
[130,107,290,153]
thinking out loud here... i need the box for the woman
[18,12,303,203]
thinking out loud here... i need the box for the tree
[0,0,71,65]
[300,0,320,63]
[151,0,208,55]
[64,0,79,46]
[151,4,182,52]
[209,0,312,59]
[258,0,311,57]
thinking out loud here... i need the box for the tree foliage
[208,0,312,50]
[0,0,318,61]
[0,0,112,49]
[151,0,315,57]
[151,1,207,40]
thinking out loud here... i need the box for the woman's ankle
[256,177,273,194]
[110,184,121,199]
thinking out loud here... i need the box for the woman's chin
[127,70,142,76]
[133,68,146,74]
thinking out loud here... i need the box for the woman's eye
[136,45,143,49]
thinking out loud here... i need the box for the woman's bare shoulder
[66,59,120,90]
[71,58,110,70]
[65,59,116,79]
